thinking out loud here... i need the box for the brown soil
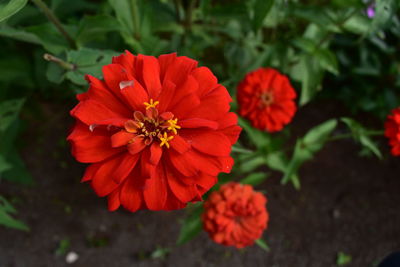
[1,101,399,267]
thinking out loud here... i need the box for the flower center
[259,91,274,107]
[124,99,181,148]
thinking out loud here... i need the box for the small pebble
[65,251,79,264]
[333,208,341,219]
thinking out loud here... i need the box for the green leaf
[0,98,25,132]
[177,206,203,245]
[370,0,397,33]
[76,14,120,45]
[336,252,352,266]
[252,0,273,32]
[241,172,269,186]
[0,0,28,23]
[282,119,337,185]
[316,48,339,75]
[25,23,70,54]
[0,25,41,44]
[343,14,371,34]
[255,239,270,252]
[55,238,70,256]
[238,117,271,149]
[239,154,265,173]
[341,118,382,159]
[2,147,34,185]
[65,48,119,85]
[0,196,29,231]
[0,154,12,173]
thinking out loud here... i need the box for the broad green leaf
[316,48,339,75]
[341,118,382,159]
[238,117,271,149]
[343,14,371,34]
[65,48,119,85]
[76,15,120,45]
[2,148,34,185]
[177,205,203,245]
[241,172,269,186]
[0,196,29,231]
[255,238,270,252]
[0,0,27,23]
[25,23,70,54]
[282,119,337,185]
[252,0,273,32]
[0,25,41,44]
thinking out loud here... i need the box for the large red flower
[384,107,400,156]
[67,51,241,212]
[202,182,269,248]
[237,68,297,132]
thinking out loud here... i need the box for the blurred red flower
[68,51,241,212]
[237,68,297,132]
[385,108,400,156]
[202,182,269,248]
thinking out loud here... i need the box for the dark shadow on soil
[1,101,400,267]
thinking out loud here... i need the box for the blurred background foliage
[0,0,398,235]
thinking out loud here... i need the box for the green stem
[173,0,182,23]
[43,53,75,71]
[31,0,76,49]
[184,0,197,31]
[231,145,254,154]
[130,0,140,40]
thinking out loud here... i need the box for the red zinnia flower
[237,68,297,132]
[202,182,269,248]
[67,51,241,212]
[384,107,400,156]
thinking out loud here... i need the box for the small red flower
[202,182,269,248]
[237,68,297,132]
[385,107,400,156]
[67,51,241,212]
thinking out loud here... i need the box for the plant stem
[43,53,76,70]
[184,0,197,31]
[130,0,140,40]
[173,0,182,23]
[31,0,76,49]
[232,145,254,154]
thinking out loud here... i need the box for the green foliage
[255,238,270,252]
[0,196,29,231]
[176,204,203,245]
[0,0,28,23]
[241,172,269,186]
[337,252,352,266]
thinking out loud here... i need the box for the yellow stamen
[144,99,159,110]
[167,118,181,134]
[159,132,174,148]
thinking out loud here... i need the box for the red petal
[120,170,144,212]
[166,168,198,203]
[112,50,136,77]
[168,149,198,177]
[140,149,156,179]
[162,56,198,86]
[111,131,135,148]
[170,135,191,154]
[112,153,140,184]
[127,137,146,155]
[107,189,121,211]
[85,75,132,117]
[179,118,218,130]
[119,78,149,112]
[157,80,176,113]
[143,164,167,210]
[158,53,177,82]
[81,163,101,182]
[149,142,163,165]
[195,172,217,191]
[191,66,218,97]
[68,121,123,163]
[70,99,129,126]
[191,131,232,157]
[136,54,162,99]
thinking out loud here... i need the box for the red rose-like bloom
[202,182,268,248]
[67,51,241,212]
[237,68,297,132]
[385,107,400,156]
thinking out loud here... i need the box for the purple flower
[367,3,376,18]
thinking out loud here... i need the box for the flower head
[237,68,297,132]
[202,182,269,248]
[385,108,400,156]
[68,51,241,212]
